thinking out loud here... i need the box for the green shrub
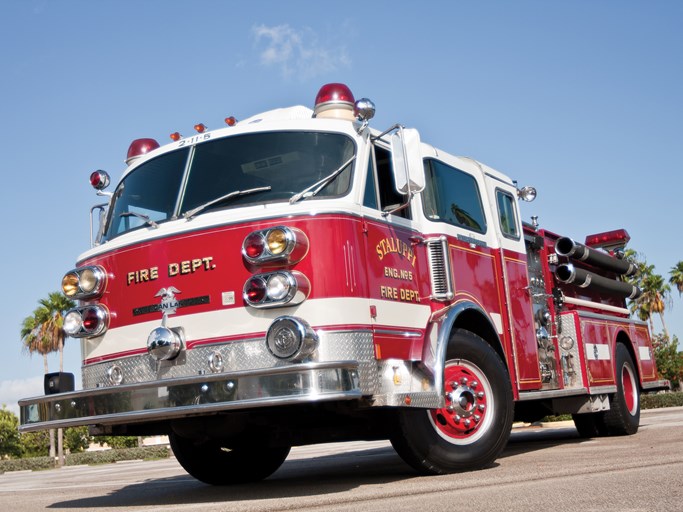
[0,446,170,473]
[642,391,683,409]
[65,446,170,466]
[0,456,54,473]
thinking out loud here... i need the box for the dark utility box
[44,372,75,394]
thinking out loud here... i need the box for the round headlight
[266,228,288,255]
[62,273,79,297]
[63,310,83,336]
[79,268,99,293]
[243,232,265,259]
[266,273,291,301]
[244,276,267,305]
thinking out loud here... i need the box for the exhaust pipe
[555,237,637,276]
[555,264,642,300]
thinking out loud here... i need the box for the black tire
[572,412,608,438]
[603,343,640,435]
[169,433,290,485]
[391,329,514,474]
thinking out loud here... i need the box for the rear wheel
[604,343,640,435]
[573,343,640,437]
[169,432,290,485]
[391,329,513,474]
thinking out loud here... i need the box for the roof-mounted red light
[585,229,631,251]
[225,116,237,126]
[126,138,160,165]
[313,83,356,120]
[194,123,207,133]
[170,132,182,141]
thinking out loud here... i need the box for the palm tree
[624,251,670,338]
[670,261,683,297]
[640,273,671,340]
[20,292,74,465]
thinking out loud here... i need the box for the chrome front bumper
[19,361,360,432]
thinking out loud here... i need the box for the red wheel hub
[622,363,637,415]
[431,361,489,440]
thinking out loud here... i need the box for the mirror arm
[381,191,415,218]
[371,123,403,143]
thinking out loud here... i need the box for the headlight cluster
[242,226,308,265]
[243,271,310,308]
[62,266,107,299]
[63,305,109,338]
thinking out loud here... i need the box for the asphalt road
[1,407,682,512]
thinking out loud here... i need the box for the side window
[362,158,379,210]
[423,159,487,233]
[496,189,520,239]
[370,145,411,219]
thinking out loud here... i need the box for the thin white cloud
[0,376,43,417]
[252,24,351,80]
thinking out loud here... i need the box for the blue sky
[1,1,681,415]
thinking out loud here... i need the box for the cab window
[423,159,486,233]
[496,189,520,239]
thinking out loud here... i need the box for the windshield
[102,131,355,241]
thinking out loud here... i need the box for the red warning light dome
[313,83,356,120]
[126,138,160,165]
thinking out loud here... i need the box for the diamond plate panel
[83,330,379,395]
[559,313,583,389]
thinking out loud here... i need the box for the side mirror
[391,127,425,195]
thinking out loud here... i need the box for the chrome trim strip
[589,385,618,394]
[19,361,360,433]
[517,387,589,401]
[642,379,670,390]
[374,328,422,337]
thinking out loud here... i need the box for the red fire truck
[20,84,668,484]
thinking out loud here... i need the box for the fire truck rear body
[19,84,667,482]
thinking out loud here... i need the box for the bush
[652,334,683,389]
[0,446,170,473]
[93,435,140,449]
[642,391,683,409]
[66,446,170,466]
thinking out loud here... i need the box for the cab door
[359,143,432,361]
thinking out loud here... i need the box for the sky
[1,1,681,416]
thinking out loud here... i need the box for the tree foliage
[652,334,683,390]
[94,435,140,449]
[0,405,22,459]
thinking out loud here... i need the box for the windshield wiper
[289,155,356,204]
[119,211,159,229]
[184,186,272,220]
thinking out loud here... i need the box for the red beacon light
[89,170,110,191]
[313,83,356,121]
[584,229,631,253]
[225,116,237,126]
[126,138,160,166]
[194,123,207,133]
[170,132,182,141]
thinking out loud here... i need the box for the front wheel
[391,329,514,474]
[169,433,290,485]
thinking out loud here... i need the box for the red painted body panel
[80,214,368,331]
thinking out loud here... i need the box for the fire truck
[20,83,668,484]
